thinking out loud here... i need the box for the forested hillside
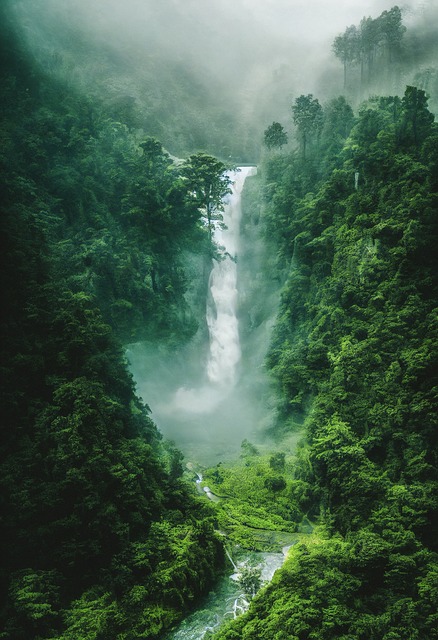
[0,7,225,639]
[214,85,438,640]
[5,0,267,162]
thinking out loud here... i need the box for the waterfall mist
[128,168,277,464]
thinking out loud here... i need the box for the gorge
[1,1,437,639]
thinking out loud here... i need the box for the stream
[162,469,294,639]
[162,549,288,640]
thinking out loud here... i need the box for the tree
[263,122,288,150]
[8,570,60,639]
[291,95,323,160]
[333,7,406,92]
[269,452,286,472]
[358,16,381,88]
[264,475,287,497]
[240,439,260,458]
[321,96,355,164]
[379,5,406,65]
[237,565,262,599]
[181,153,233,242]
[332,25,359,89]
[400,86,435,149]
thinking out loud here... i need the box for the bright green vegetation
[202,444,310,551]
[213,85,438,640]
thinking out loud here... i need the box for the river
[163,549,289,640]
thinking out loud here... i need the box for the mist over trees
[1,0,438,638]
[332,6,406,92]
[8,0,437,162]
[331,3,438,107]
[263,122,288,151]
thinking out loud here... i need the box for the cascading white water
[128,165,265,463]
[206,167,255,387]
[170,166,256,415]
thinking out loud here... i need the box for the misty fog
[127,341,277,464]
[7,0,435,463]
[10,0,433,161]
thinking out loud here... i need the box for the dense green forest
[213,65,438,640]
[1,1,437,639]
[0,5,227,638]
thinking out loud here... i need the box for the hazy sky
[75,0,425,36]
[11,0,434,163]
[240,0,410,40]
[13,0,428,100]
[14,0,427,54]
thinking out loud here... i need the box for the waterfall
[170,166,256,415]
[206,167,256,387]
[129,166,261,464]
[225,546,238,571]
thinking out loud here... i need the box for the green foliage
[215,534,438,640]
[1,14,213,346]
[237,565,262,599]
[400,86,435,149]
[269,452,286,472]
[7,570,60,638]
[0,12,224,638]
[263,122,288,151]
[0,243,224,637]
[181,152,233,243]
[202,452,302,550]
[58,589,117,640]
[291,95,324,160]
[320,97,355,170]
[2,3,437,638]
[218,87,438,638]
[264,476,287,494]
